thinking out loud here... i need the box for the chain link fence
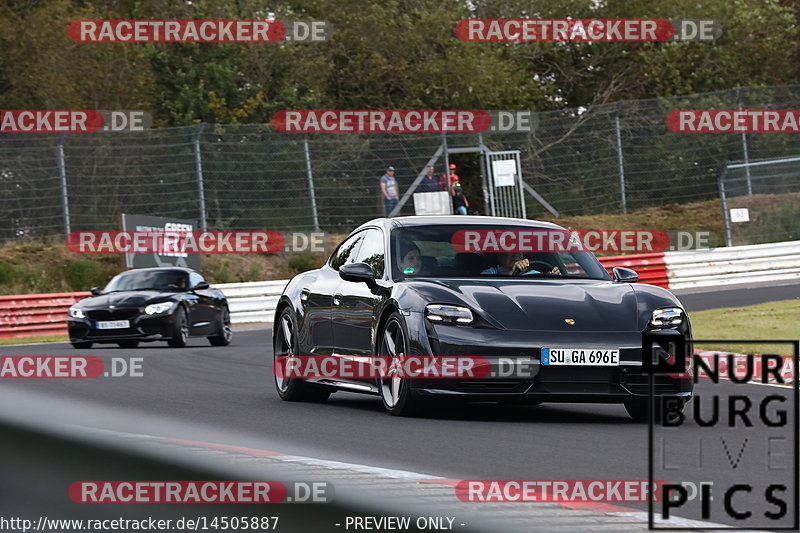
[3,85,800,244]
[722,154,800,246]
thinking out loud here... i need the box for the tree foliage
[0,0,798,122]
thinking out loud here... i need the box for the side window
[354,229,386,278]
[188,272,205,287]
[557,252,586,276]
[330,232,365,271]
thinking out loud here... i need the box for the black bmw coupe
[273,216,692,419]
[68,267,232,349]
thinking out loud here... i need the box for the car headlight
[650,307,684,328]
[425,304,474,325]
[68,307,85,319]
[145,302,176,315]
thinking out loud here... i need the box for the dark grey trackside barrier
[0,388,488,533]
[0,387,663,532]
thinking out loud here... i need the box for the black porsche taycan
[67,267,232,348]
[273,216,692,419]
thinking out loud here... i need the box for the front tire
[625,397,685,423]
[378,313,422,416]
[208,305,232,346]
[273,308,330,402]
[167,307,189,348]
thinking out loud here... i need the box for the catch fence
[3,85,800,244]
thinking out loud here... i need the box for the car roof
[120,267,197,274]
[354,215,565,232]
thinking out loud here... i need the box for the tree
[0,0,157,111]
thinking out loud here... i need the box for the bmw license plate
[541,348,619,366]
[96,320,130,330]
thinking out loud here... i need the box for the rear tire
[167,308,189,348]
[624,399,649,421]
[117,340,139,349]
[378,313,423,416]
[71,341,93,349]
[273,308,331,402]
[207,305,232,346]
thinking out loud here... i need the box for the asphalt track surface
[1,282,798,529]
[674,280,800,311]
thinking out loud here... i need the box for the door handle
[333,293,343,306]
[300,288,310,301]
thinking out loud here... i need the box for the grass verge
[0,334,69,346]
[690,299,800,357]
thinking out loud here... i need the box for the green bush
[203,259,237,283]
[0,262,19,286]
[0,262,40,293]
[61,259,112,291]
[288,253,326,274]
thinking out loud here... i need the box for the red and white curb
[83,427,730,529]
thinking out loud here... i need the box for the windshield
[103,270,189,292]
[390,225,611,281]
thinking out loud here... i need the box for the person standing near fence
[440,163,460,190]
[451,181,469,215]
[416,166,440,193]
[380,165,400,217]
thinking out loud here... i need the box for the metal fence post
[718,164,732,247]
[477,133,489,216]
[737,87,753,195]
[57,134,71,235]
[194,124,208,232]
[614,104,627,214]
[303,135,320,232]
[442,131,450,181]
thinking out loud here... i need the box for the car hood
[403,278,644,332]
[77,291,176,309]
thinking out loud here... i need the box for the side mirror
[612,266,638,283]
[192,281,210,291]
[339,262,376,285]
[90,287,103,296]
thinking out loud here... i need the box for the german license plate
[541,348,620,366]
[96,320,130,330]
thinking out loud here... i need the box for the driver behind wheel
[481,252,559,275]
[398,239,423,275]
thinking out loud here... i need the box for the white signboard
[121,213,201,270]
[413,191,452,215]
[730,208,750,223]
[492,159,517,187]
